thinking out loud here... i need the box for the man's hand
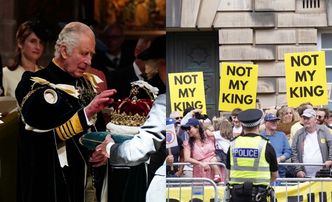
[166,154,174,165]
[325,160,332,168]
[277,155,285,163]
[175,170,184,177]
[89,135,114,167]
[296,170,306,178]
[85,89,117,119]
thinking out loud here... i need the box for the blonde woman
[276,106,299,141]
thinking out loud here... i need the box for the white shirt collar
[133,61,144,80]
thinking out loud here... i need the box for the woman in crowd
[2,20,47,97]
[229,108,243,137]
[182,118,223,183]
[213,117,233,164]
[276,105,299,142]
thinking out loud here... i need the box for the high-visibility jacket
[229,135,270,186]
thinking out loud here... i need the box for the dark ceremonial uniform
[15,61,105,202]
[225,109,278,202]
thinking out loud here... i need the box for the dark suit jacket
[92,40,136,97]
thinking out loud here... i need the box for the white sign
[166,124,178,149]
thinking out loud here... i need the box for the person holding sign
[166,117,184,177]
[181,118,223,183]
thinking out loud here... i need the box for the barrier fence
[167,177,219,202]
[166,162,332,202]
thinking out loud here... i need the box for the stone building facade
[167,0,332,116]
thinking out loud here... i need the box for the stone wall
[167,0,331,109]
[0,0,16,66]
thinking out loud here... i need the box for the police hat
[238,109,263,128]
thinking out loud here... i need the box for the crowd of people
[166,103,332,185]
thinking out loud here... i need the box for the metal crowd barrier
[166,162,226,202]
[166,162,332,202]
[167,177,219,202]
[170,162,227,185]
[273,162,332,202]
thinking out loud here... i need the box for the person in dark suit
[111,36,166,99]
[132,37,165,94]
[107,37,151,100]
[91,23,136,99]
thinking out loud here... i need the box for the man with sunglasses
[170,111,182,133]
[316,108,331,129]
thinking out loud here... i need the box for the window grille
[303,0,320,8]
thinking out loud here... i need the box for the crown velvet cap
[110,80,158,126]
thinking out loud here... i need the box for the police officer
[225,109,278,202]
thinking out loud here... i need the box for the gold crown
[110,80,158,126]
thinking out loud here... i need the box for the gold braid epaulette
[19,77,79,110]
[83,72,103,92]
[19,86,44,114]
[30,77,79,98]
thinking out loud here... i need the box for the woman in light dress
[3,20,46,98]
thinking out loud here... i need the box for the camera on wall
[194,112,208,120]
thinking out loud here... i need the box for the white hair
[54,22,94,57]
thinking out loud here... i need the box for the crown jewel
[110,80,158,126]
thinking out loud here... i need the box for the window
[318,31,332,109]
[302,0,320,8]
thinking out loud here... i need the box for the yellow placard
[218,62,258,112]
[167,181,332,202]
[285,51,328,107]
[168,72,206,114]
